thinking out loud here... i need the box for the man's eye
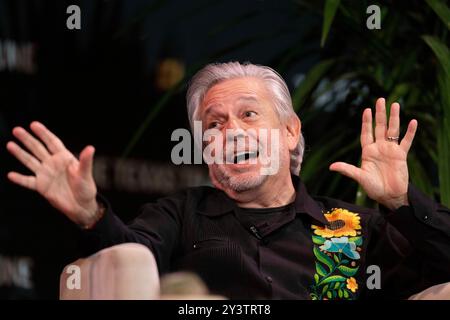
[208,121,220,129]
[244,111,257,118]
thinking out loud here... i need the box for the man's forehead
[204,95,259,109]
[201,96,262,120]
[201,78,268,109]
[236,96,260,104]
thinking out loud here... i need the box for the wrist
[380,194,409,211]
[80,200,105,230]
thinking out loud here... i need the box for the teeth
[234,151,258,163]
[235,153,247,163]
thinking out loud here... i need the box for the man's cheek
[259,129,281,176]
[202,136,224,164]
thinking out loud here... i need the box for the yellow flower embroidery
[346,277,358,293]
[312,208,361,238]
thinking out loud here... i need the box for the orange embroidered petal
[312,208,361,238]
[346,277,358,293]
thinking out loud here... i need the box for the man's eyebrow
[203,96,260,117]
[203,104,222,118]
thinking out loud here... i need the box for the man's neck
[233,173,296,209]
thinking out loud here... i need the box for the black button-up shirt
[84,175,450,299]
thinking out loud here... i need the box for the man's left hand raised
[330,97,418,211]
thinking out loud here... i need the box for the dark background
[1,0,448,299]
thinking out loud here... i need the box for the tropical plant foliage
[293,0,450,207]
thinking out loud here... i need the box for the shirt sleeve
[365,183,450,299]
[384,184,450,265]
[80,192,185,274]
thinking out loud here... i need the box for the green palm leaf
[321,0,341,47]
[425,0,450,30]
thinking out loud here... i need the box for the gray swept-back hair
[186,61,304,175]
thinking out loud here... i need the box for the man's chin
[225,161,263,173]
[217,169,268,193]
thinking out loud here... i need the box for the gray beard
[214,167,268,192]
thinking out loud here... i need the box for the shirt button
[193,244,197,249]
[265,276,273,283]
[424,215,428,221]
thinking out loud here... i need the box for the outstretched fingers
[6,141,40,173]
[360,108,374,148]
[79,145,95,179]
[375,98,387,141]
[400,119,418,153]
[7,172,37,190]
[329,162,363,184]
[12,127,50,161]
[387,102,400,140]
[30,121,66,154]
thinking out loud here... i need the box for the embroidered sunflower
[346,277,358,293]
[312,208,361,238]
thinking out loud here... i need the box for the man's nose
[224,117,244,131]
[224,120,249,146]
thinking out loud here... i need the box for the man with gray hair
[6,62,450,299]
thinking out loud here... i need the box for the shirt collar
[196,175,328,225]
[291,175,328,225]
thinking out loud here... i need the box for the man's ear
[286,116,301,152]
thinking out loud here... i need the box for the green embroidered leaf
[326,291,332,299]
[316,262,327,277]
[320,275,346,285]
[313,246,335,272]
[333,282,340,290]
[341,259,349,264]
[332,290,337,299]
[322,284,329,294]
[338,289,343,298]
[333,254,340,263]
[312,235,326,245]
[337,265,359,277]
[343,290,349,299]
[314,273,319,284]
[348,236,363,246]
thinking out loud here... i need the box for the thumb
[79,145,95,179]
[329,162,362,184]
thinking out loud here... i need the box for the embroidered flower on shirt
[320,237,360,260]
[309,208,363,300]
[346,277,358,293]
[312,208,361,238]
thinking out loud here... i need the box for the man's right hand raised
[6,121,100,228]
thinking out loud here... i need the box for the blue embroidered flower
[319,237,360,260]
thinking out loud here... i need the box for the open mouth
[233,151,259,164]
